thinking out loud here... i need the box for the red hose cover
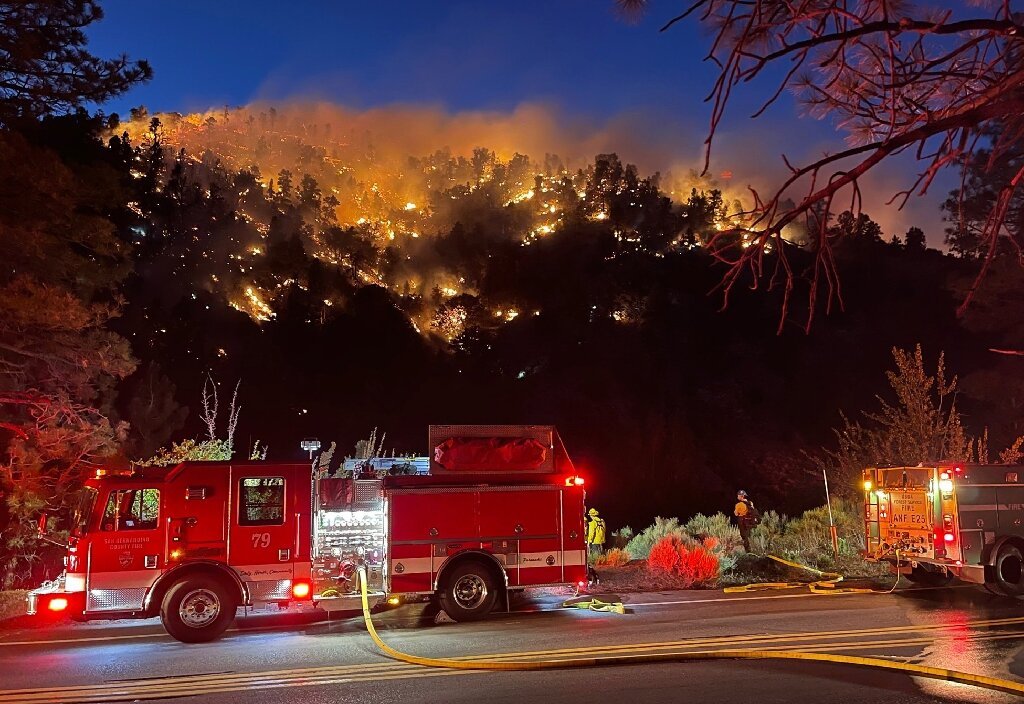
[433,437,547,472]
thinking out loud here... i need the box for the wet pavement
[2,583,1024,702]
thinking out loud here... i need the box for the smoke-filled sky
[89,0,951,241]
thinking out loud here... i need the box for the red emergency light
[944,532,956,543]
[564,476,585,487]
[47,597,69,612]
[291,581,311,599]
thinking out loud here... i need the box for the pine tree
[0,1,151,125]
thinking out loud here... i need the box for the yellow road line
[5,626,1024,703]
[4,631,1021,704]
[6,615,1024,698]
[7,613,1024,698]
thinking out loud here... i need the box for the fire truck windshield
[70,487,98,536]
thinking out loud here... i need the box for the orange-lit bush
[647,535,720,586]
[595,548,631,567]
[681,539,720,584]
[647,536,682,573]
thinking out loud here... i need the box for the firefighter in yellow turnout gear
[586,508,606,556]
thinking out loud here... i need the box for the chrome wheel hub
[179,588,221,628]
[453,574,487,610]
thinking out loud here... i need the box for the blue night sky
[87,0,948,239]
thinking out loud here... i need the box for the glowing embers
[506,189,535,205]
[432,305,468,341]
[230,285,277,322]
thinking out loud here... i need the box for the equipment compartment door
[229,467,307,601]
[479,488,560,586]
[389,490,477,593]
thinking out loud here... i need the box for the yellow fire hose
[356,568,1024,696]
[723,554,886,595]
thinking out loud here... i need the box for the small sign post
[824,469,840,559]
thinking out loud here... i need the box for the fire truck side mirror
[36,513,49,537]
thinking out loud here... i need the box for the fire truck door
[87,487,163,612]
[479,488,561,586]
[229,468,298,601]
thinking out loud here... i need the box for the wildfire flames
[118,104,753,339]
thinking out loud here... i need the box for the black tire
[904,564,954,587]
[991,544,1024,597]
[984,582,1008,596]
[438,560,499,622]
[160,576,237,643]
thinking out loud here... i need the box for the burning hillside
[115,103,750,342]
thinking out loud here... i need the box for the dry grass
[594,548,631,567]
[592,561,714,593]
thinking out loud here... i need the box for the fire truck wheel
[905,565,954,587]
[438,561,498,622]
[992,545,1024,596]
[160,577,237,643]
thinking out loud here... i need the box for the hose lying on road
[723,554,894,595]
[561,597,626,614]
[357,568,1024,696]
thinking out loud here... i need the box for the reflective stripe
[391,550,586,576]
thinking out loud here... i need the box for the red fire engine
[28,425,588,642]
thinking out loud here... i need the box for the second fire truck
[864,463,1024,595]
[28,425,589,642]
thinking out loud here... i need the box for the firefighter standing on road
[586,508,606,556]
[734,490,759,552]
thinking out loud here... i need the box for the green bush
[684,513,743,551]
[683,512,743,572]
[776,499,864,570]
[625,516,687,559]
[749,510,788,555]
[608,525,633,550]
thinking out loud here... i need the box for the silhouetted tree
[905,227,926,252]
[0,0,151,125]
[620,0,1024,324]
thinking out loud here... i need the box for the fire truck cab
[864,463,1024,595]
[28,425,588,642]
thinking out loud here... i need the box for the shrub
[680,512,744,574]
[595,547,631,567]
[625,517,687,560]
[777,499,864,570]
[608,525,634,549]
[647,535,720,586]
[749,510,788,555]
[680,540,720,585]
[648,535,684,573]
[684,512,743,553]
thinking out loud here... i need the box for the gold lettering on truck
[889,492,929,528]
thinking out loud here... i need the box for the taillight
[48,597,68,612]
[291,581,311,599]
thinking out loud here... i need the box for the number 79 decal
[251,532,271,548]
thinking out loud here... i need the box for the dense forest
[2,1,1023,586]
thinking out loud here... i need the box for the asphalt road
[3,583,1024,703]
